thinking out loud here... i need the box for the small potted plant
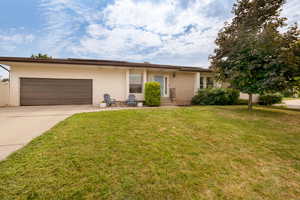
[100,101,106,108]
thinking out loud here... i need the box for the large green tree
[31,53,52,59]
[210,0,300,110]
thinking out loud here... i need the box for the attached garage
[20,78,92,106]
[0,57,212,106]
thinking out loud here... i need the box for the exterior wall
[128,70,175,101]
[3,61,211,106]
[240,93,259,103]
[174,72,195,105]
[0,82,9,106]
[7,62,127,106]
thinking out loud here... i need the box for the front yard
[0,106,299,199]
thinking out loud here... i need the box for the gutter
[0,57,212,72]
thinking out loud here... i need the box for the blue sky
[0,0,299,78]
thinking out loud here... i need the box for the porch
[126,69,216,106]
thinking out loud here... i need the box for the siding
[0,82,9,106]
[6,62,127,106]
[174,72,195,105]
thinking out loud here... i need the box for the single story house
[0,57,218,106]
[0,81,9,107]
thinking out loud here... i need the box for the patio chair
[103,94,116,106]
[126,94,138,107]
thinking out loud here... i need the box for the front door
[154,75,168,97]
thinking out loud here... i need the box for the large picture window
[129,71,143,93]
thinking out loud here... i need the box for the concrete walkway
[0,105,141,161]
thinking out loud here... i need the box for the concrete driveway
[283,99,300,109]
[0,105,103,160]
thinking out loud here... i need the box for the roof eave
[0,57,212,72]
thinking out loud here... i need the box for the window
[207,77,214,88]
[129,71,143,93]
[200,77,204,89]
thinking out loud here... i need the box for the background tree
[1,78,9,82]
[210,0,300,111]
[31,53,52,59]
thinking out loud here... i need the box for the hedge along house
[0,57,217,106]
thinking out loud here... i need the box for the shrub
[144,82,161,106]
[192,88,240,105]
[281,89,294,97]
[258,93,283,105]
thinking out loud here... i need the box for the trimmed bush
[258,93,282,105]
[192,88,240,105]
[144,82,161,106]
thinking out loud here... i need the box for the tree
[210,0,300,111]
[31,53,52,59]
[1,78,9,82]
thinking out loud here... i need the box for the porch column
[215,81,222,88]
[143,69,147,93]
[125,69,130,99]
[194,72,200,94]
[204,76,207,88]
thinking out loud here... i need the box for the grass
[283,97,300,101]
[0,106,300,200]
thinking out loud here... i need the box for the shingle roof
[0,57,212,72]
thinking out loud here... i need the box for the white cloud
[2,0,298,68]
[0,30,34,78]
[73,25,162,60]
[37,0,82,56]
[0,30,34,52]
[282,0,300,25]
[69,0,228,66]
[0,34,34,44]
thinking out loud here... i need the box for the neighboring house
[0,81,9,107]
[0,57,217,106]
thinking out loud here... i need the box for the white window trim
[204,76,207,89]
[128,70,145,95]
[206,77,214,88]
[152,74,170,97]
[126,69,147,101]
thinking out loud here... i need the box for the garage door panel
[20,78,92,106]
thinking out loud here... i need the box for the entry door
[154,75,168,97]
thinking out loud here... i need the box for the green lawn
[0,106,300,200]
[283,97,300,101]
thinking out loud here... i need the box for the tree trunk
[248,93,253,111]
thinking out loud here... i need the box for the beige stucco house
[0,57,217,106]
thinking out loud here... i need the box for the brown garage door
[20,78,92,106]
